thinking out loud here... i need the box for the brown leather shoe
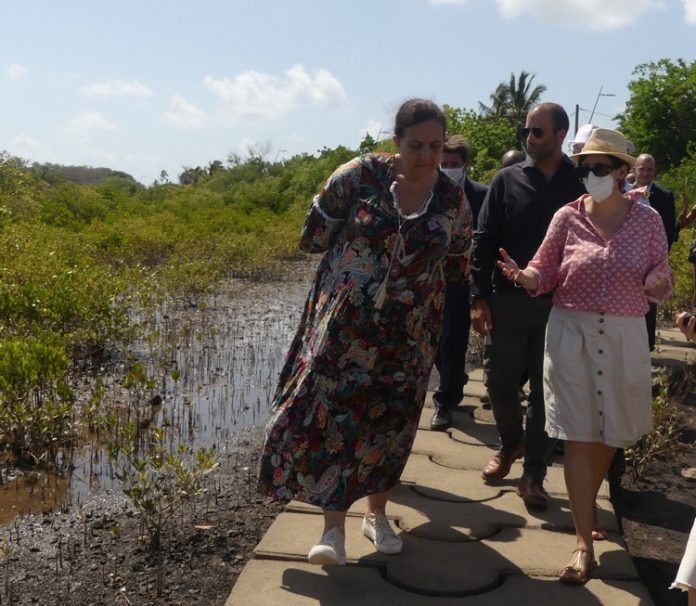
[481,444,524,482]
[516,477,549,509]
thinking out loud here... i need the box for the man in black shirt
[470,103,585,509]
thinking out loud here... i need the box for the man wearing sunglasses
[470,103,585,508]
[634,153,677,351]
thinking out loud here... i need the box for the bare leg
[689,588,696,606]
[365,491,390,516]
[322,509,347,535]
[561,441,614,582]
[564,441,595,553]
[591,444,616,538]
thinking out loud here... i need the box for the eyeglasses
[519,127,544,139]
[575,163,618,179]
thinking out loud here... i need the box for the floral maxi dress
[257,153,472,510]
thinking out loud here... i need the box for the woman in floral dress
[257,99,473,565]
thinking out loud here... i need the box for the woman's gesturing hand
[497,247,521,282]
[496,248,538,291]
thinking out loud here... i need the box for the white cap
[569,123,598,153]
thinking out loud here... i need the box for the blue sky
[2,0,695,184]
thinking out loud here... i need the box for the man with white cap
[568,124,598,155]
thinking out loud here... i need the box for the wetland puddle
[0,265,313,523]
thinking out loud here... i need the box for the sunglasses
[575,163,619,179]
[519,127,544,139]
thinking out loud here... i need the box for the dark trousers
[484,291,552,483]
[434,281,471,410]
[645,303,657,352]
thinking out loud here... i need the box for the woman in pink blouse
[497,129,672,584]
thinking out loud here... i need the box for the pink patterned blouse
[526,194,672,316]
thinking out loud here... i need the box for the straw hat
[570,128,636,166]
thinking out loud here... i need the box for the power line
[578,108,616,119]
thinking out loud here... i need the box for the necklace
[371,182,432,309]
[390,180,434,220]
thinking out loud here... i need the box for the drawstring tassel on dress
[373,181,431,310]
[372,278,388,310]
[372,232,404,310]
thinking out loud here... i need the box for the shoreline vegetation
[0,146,354,469]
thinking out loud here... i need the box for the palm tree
[478,83,509,118]
[479,71,547,141]
[506,71,546,134]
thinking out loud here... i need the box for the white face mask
[583,173,615,203]
[441,167,464,182]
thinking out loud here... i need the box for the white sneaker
[362,511,403,555]
[307,527,346,565]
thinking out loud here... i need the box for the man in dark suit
[430,135,488,430]
[634,153,677,350]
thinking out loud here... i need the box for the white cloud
[235,136,262,157]
[497,0,663,30]
[81,79,153,98]
[164,95,208,129]
[7,63,28,80]
[684,0,696,24]
[203,64,347,122]
[68,111,117,133]
[11,134,41,150]
[7,134,45,162]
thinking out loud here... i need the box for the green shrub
[0,335,75,464]
[106,423,218,550]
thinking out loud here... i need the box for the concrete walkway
[226,327,696,605]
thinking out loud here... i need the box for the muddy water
[128,273,312,444]
[0,263,314,523]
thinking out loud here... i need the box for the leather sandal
[559,548,596,584]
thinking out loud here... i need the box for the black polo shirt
[471,155,585,299]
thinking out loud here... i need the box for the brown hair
[394,98,446,140]
[444,135,470,163]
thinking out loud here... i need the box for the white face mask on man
[441,167,464,182]
[583,173,615,203]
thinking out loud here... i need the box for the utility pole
[589,86,616,124]
[575,104,579,136]
[376,125,392,141]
